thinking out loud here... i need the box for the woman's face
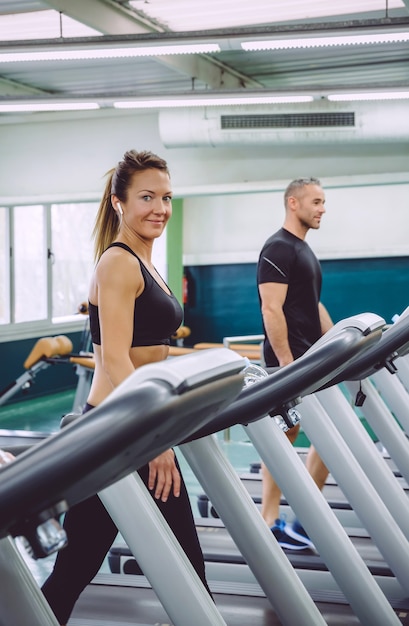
[117,168,172,241]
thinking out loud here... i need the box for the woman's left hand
[0,449,15,466]
[148,449,181,502]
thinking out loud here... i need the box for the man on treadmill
[257,177,333,552]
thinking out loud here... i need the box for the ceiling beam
[0,76,49,96]
[42,0,160,34]
[42,0,260,89]
[401,0,409,13]
[155,54,260,89]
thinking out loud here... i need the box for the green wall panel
[167,198,183,304]
[183,257,409,344]
[320,257,409,324]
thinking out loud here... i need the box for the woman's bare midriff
[87,343,170,407]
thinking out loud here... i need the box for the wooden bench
[193,342,261,362]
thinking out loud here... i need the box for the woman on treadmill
[42,149,211,625]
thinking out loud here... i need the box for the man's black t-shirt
[257,228,322,366]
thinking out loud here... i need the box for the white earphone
[117,203,123,216]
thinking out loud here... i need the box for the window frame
[0,196,99,343]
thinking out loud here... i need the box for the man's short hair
[284,177,321,206]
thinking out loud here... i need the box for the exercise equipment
[0,334,95,414]
[179,314,406,626]
[0,304,95,415]
[90,313,397,625]
[0,335,73,406]
[198,306,409,520]
[183,311,409,622]
[194,342,262,363]
[2,313,407,625]
[183,313,384,441]
[116,311,409,623]
[0,348,245,626]
[339,307,409,486]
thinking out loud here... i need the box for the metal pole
[245,414,401,626]
[371,367,409,436]
[300,394,409,598]
[344,378,409,485]
[395,354,409,392]
[181,435,328,626]
[316,384,409,539]
[100,471,228,626]
[0,536,59,626]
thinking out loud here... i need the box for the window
[1,202,97,333]
[0,207,9,324]
[1,199,167,336]
[14,205,47,323]
[51,203,97,319]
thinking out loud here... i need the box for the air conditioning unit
[159,99,409,147]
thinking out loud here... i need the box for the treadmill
[0,348,246,626]
[182,311,409,625]
[188,311,409,607]
[110,313,409,625]
[0,315,407,625]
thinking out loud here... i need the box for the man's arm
[259,282,294,366]
[319,301,334,335]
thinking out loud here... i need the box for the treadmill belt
[110,519,394,579]
[68,573,409,625]
[197,463,408,518]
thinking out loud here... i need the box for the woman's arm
[96,250,142,388]
[95,249,181,502]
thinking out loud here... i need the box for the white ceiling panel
[0,9,101,39]
[0,0,407,114]
[129,0,406,30]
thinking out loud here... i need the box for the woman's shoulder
[100,242,142,265]
[96,244,144,287]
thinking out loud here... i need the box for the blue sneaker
[271,518,315,553]
[292,519,310,541]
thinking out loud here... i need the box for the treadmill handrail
[325,312,409,384]
[105,347,246,399]
[184,321,383,441]
[306,312,385,352]
[0,351,245,538]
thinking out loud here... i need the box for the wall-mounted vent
[159,101,409,147]
[220,112,355,129]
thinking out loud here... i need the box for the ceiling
[0,0,408,115]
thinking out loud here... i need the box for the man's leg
[261,425,314,551]
[291,444,329,542]
[260,463,281,527]
[261,422,300,524]
[305,444,329,491]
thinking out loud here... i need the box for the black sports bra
[89,242,183,347]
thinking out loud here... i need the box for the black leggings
[41,404,209,625]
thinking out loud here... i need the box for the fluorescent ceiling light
[242,31,409,50]
[0,43,220,63]
[129,0,406,32]
[0,102,100,112]
[328,91,409,101]
[114,95,314,109]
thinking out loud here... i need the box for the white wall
[0,111,163,200]
[0,108,408,264]
[182,177,409,264]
